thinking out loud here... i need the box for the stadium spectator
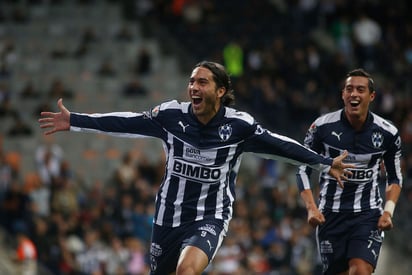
[352,13,382,70]
[7,113,33,137]
[134,47,152,76]
[13,230,38,275]
[47,78,74,99]
[122,78,148,97]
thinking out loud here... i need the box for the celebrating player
[297,68,403,275]
[39,61,354,275]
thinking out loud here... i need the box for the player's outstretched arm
[328,150,354,188]
[38,98,70,135]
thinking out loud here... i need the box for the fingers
[336,178,344,189]
[57,98,64,111]
[308,216,325,228]
[40,111,55,117]
[39,123,56,129]
[44,129,56,136]
[378,221,393,231]
[340,150,348,159]
[378,213,394,231]
[57,98,68,113]
[38,117,54,123]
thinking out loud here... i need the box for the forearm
[300,189,318,211]
[384,183,402,217]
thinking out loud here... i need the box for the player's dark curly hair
[346,68,375,92]
[194,61,235,106]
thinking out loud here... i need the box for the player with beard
[39,61,354,275]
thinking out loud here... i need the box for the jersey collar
[341,109,373,131]
[189,103,226,125]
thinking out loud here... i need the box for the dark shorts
[317,209,384,275]
[149,219,226,275]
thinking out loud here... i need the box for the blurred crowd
[0,0,411,274]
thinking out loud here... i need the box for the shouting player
[39,61,354,275]
[297,68,403,275]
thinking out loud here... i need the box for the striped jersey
[70,100,334,228]
[297,109,403,213]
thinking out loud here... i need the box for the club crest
[218,124,232,141]
[371,132,383,148]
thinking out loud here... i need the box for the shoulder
[149,100,189,117]
[159,100,189,112]
[314,110,342,126]
[224,106,255,125]
[371,112,399,135]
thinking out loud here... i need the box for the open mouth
[192,96,202,106]
[350,100,360,107]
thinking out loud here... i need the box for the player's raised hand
[38,98,70,135]
[329,150,355,188]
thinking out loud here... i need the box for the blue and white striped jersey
[297,109,403,213]
[70,100,334,228]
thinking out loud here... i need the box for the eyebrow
[345,84,367,88]
[189,77,210,82]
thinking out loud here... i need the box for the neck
[345,110,367,131]
[197,115,212,125]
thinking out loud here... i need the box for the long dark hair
[194,61,235,106]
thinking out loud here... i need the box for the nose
[350,89,359,96]
[190,81,200,91]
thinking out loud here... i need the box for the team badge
[255,125,264,135]
[371,132,383,148]
[304,123,317,146]
[369,230,383,243]
[218,124,232,141]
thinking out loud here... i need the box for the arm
[378,182,402,231]
[300,189,325,228]
[39,98,70,135]
[378,133,403,231]
[246,129,354,186]
[40,98,164,138]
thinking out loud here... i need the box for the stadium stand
[0,1,411,274]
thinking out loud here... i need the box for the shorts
[149,219,226,274]
[317,209,384,274]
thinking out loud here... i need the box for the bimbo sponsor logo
[172,159,221,182]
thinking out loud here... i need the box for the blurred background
[0,0,411,274]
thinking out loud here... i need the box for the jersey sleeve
[296,122,323,191]
[70,107,166,139]
[383,133,403,187]
[243,122,332,172]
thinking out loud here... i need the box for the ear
[370,91,376,102]
[217,87,226,98]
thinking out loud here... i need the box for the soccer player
[39,61,353,275]
[297,68,403,275]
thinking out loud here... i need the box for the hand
[329,150,355,188]
[38,98,71,135]
[378,212,393,231]
[307,206,325,228]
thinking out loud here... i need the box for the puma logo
[178,121,189,133]
[331,131,343,141]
